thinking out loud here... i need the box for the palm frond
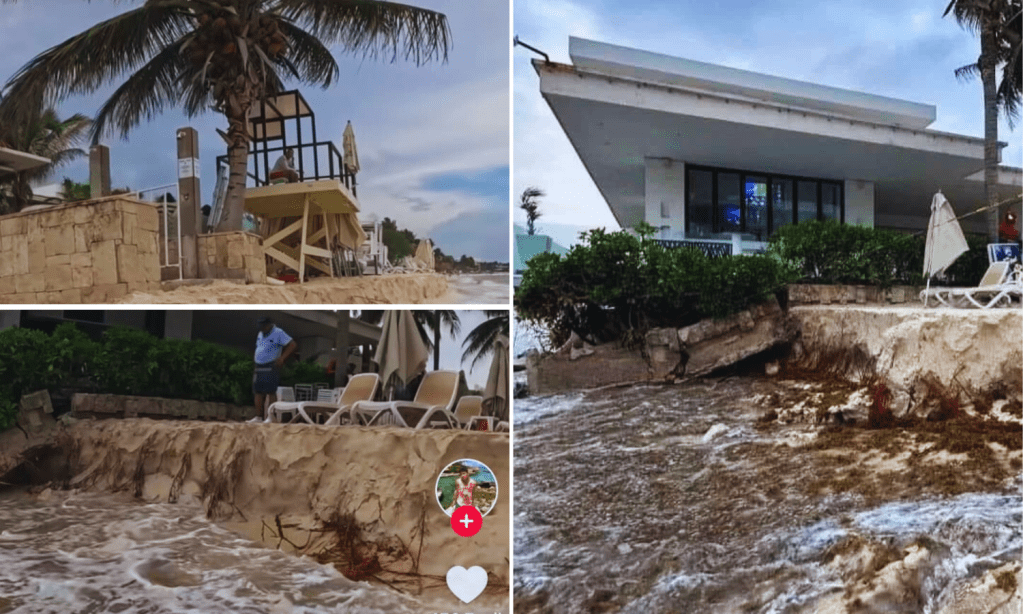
[277,0,451,66]
[1,4,195,123]
[461,311,510,368]
[91,37,192,142]
[276,18,340,86]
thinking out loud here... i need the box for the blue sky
[0,0,510,262]
[513,0,1023,248]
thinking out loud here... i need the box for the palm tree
[520,186,544,236]
[0,105,91,213]
[944,0,1021,241]
[419,310,460,371]
[1,0,450,231]
[461,310,509,369]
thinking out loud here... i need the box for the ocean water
[513,378,1021,613]
[0,490,426,614]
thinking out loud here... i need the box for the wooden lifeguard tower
[214,90,365,282]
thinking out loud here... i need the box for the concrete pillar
[0,311,20,331]
[89,145,110,198]
[333,311,350,388]
[645,158,686,238]
[164,311,194,340]
[177,128,201,279]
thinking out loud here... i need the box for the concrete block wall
[72,392,257,421]
[196,231,266,284]
[0,196,161,303]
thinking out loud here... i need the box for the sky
[354,310,498,390]
[0,0,510,262]
[513,0,1023,249]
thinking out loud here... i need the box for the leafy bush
[767,221,990,288]
[515,227,797,346]
[0,323,257,431]
[281,360,328,388]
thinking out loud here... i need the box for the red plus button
[450,505,482,537]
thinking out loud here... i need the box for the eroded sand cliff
[63,419,509,609]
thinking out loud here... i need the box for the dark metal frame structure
[215,90,358,196]
[684,163,844,238]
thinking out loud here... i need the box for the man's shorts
[253,362,280,394]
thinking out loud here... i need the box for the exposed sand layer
[114,274,449,304]
[63,419,509,610]
[790,306,1022,419]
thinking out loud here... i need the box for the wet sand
[422,273,510,305]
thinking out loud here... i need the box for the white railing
[131,183,182,281]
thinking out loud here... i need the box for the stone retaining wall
[0,196,161,303]
[197,231,266,284]
[72,393,257,422]
[788,284,925,306]
[527,298,796,394]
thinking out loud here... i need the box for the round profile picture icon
[435,459,498,518]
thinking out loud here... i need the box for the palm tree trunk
[215,92,254,233]
[981,27,1000,242]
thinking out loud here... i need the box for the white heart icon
[446,565,487,604]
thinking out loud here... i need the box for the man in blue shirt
[254,316,297,421]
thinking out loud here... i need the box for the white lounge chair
[305,373,380,425]
[356,370,460,429]
[453,395,483,429]
[921,260,1022,308]
[266,386,299,423]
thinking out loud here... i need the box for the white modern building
[535,38,1022,252]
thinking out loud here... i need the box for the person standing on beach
[254,316,297,420]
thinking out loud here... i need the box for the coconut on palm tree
[0,105,91,213]
[1,0,450,231]
[944,0,1022,241]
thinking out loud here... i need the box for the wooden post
[176,127,201,279]
[298,194,310,282]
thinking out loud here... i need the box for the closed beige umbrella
[414,239,435,271]
[923,192,969,305]
[482,335,509,422]
[343,120,360,175]
[374,311,429,392]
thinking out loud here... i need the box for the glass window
[821,183,841,221]
[797,180,818,223]
[717,172,741,233]
[744,176,768,240]
[687,169,713,237]
[772,179,793,232]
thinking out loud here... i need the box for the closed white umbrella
[374,311,428,393]
[923,191,969,305]
[482,335,509,422]
[343,120,360,175]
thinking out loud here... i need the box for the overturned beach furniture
[245,180,367,283]
[920,260,1022,308]
[355,370,460,429]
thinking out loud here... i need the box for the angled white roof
[569,37,937,129]
[0,147,50,176]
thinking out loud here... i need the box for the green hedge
[0,323,318,431]
[515,226,797,347]
[766,220,989,288]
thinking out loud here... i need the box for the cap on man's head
[257,316,273,327]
